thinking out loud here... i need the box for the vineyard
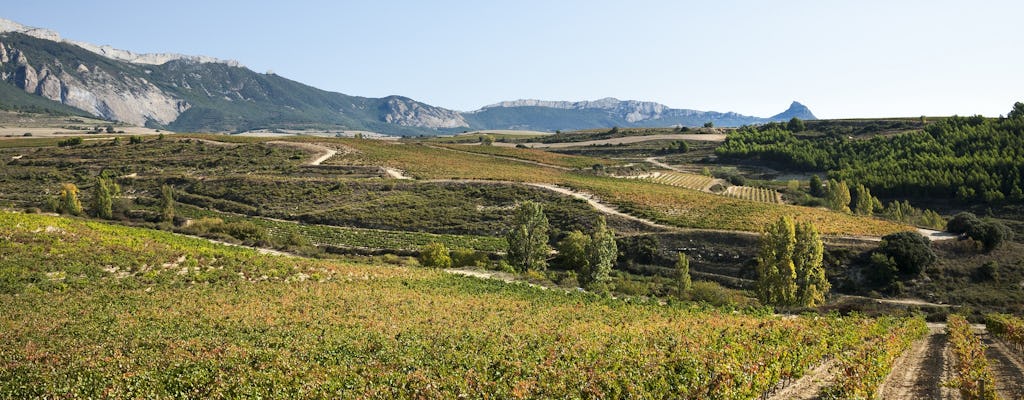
[0,212,927,398]
[176,205,508,252]
[987,314,1024,356]
[645,171,716,191]
[436,143,616,170]
[723,185,784,204]
[947,315,1000,400]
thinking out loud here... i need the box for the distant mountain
[0,17,814,135]
[0,18,464,135]
[462,98,815,131]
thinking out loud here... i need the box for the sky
[4,0,1023,119]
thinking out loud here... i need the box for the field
[646,171,716,191]
[723,186,783,204]
[0,212,925,398]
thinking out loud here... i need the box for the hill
[0,211,924,398]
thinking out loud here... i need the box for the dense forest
[715,103,1024,202]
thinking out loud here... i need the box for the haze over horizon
[4,0,1022,119]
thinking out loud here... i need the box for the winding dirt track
[266,141,337,165]
[492,133,727,148]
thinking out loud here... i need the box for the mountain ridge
[0,17,815,135]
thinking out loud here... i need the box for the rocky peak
[381,96,468,129]
[770,101,817,120]
[0,17,241,67]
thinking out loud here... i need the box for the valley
[1,12,1023,399]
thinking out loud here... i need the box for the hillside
[0,30,463,135]
[0,211,925,398]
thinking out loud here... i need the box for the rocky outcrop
[0,17,240,67]
[769,101,817,120]
[381,96,468,128]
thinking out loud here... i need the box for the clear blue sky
[5,1,1022,118]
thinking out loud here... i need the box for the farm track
[426,144,573,171]
[266,141,337,165]
[766,359,836,400]
[983,334,1024,399]
[491,133,727,148]
[878,323,960,400]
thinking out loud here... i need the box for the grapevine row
[823,316,927,399]
[948,314,1000,400]
[985,313,1024,356]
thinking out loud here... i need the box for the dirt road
[878,323,960,399]
[492,133,727,149]
[266,141,337,165]
[983,334,1024,399]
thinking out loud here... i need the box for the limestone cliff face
[1,38,188,125]
[381,96,468,129]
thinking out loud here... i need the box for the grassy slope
[319,137,908,236]
[0,212,920,398]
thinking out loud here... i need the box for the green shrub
[418,242,452,268]
[450,248,488,268]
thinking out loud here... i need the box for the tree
[675,252,692,293]
[947,212,981,234]
[59,183,83,216]
[160,184,175,223]
[584,216,616,291]
[480,135,495,146]
[1009,101,1024,120]
[756,216,797,306]
[793,221,828,307]
[809,175,824,197]
[757,217,828,307]
[505,201,551,271]
[852,184,877,216]
[703,121,714,128]
[968,221,1014,252]
[787,117,805,133]
[826,179,851,213]
[418,242,452,268]
[877,231,936,276]
[556,230,590,274]
[91,176,114,219]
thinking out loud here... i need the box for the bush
[878,231,936,276]
[418,242,452,269]
[975,261,1000,282]
[451,248,488,268]
[947,212,981,234]
[57,137,83,147]
[968,221,1014,252]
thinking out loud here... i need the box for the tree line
[716,103,1024,203]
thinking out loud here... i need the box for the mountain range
[0,18,814,135]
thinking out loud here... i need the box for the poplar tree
[160,184,175,223]
[756,216,797,306]
[757,216,829,307]
[505,201,550,271]
[59,183,83,216]
[675,252,692,293]
[92,177,114,219]
[585,216,616,290]
[826,179,851,213]
[794,221,828,307]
